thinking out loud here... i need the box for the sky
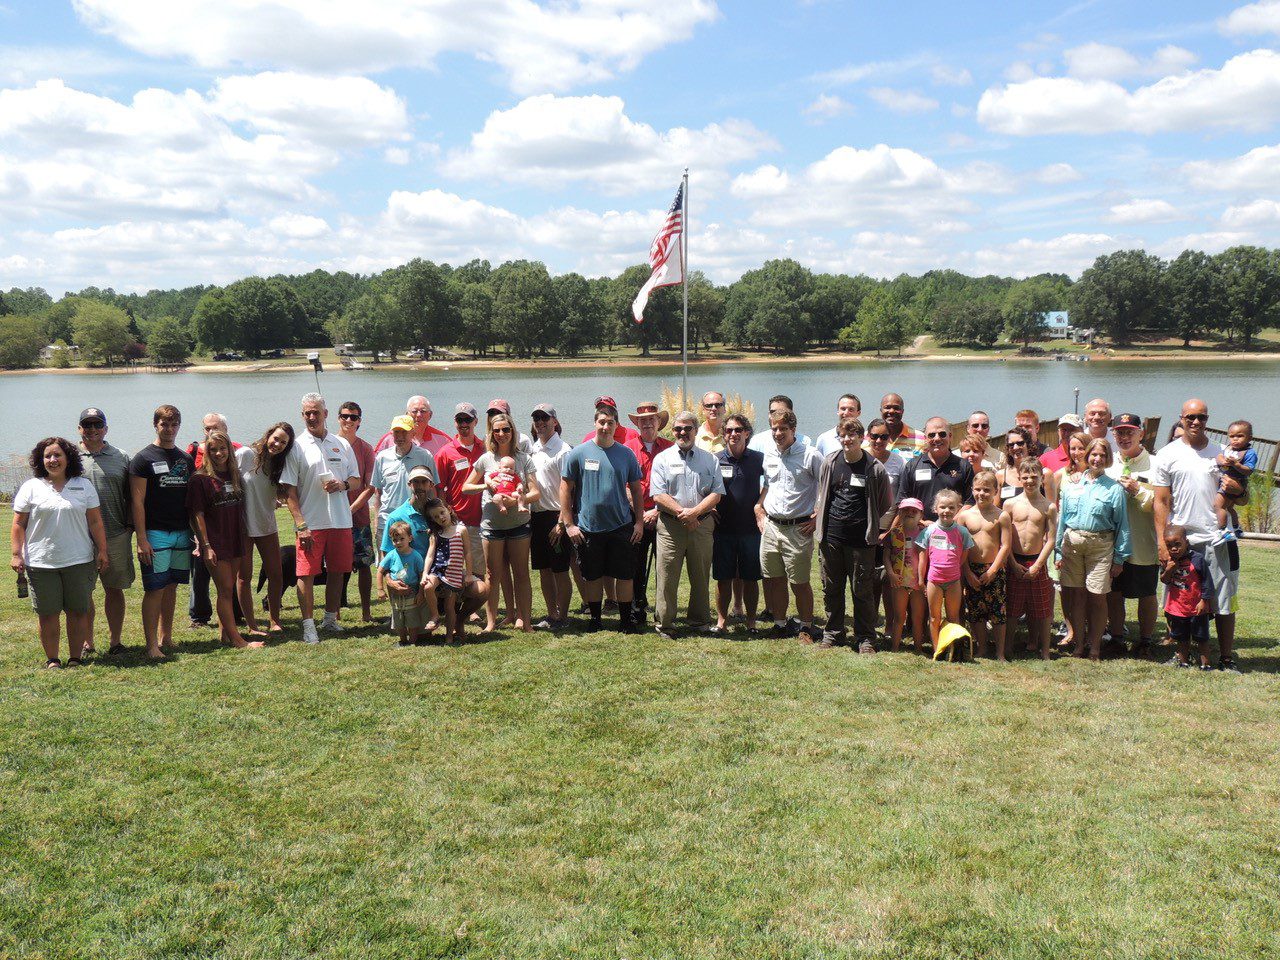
[3,0,1280,296]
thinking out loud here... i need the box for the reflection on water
[3,359,1278,473]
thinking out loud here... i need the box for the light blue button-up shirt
[1056,472,1132,564]
[761,440,824,519]
[651,444,725,509]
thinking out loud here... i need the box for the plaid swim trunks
[1006,552,1054,620]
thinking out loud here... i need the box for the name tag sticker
[224,482,235,494]
[930,534,951,551]
[1001,486,1016,499]
[720,466,734,479]
[849,474,866,488]
[670,463,685,474]
[585,459,600,472]
[455,459,470,472]
[914,468,932,482]
[152,461,170,475]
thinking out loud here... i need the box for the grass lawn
[3,514,1279,958]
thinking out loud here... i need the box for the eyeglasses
[673,425,695,434]
[927,431,949,439]
[1183,413,1208,423]
[339,413,361,421]
[703,401,725,409]
[969,422,990,431]
[867,433,888,441]
[80,421,105,430]
[531,413,551,421]
[455,415,474,424]
[492,427,512,435]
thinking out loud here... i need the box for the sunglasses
[531,413,551,421]
[673,425,695,433]
[927,431,949,439]
[455,415,475,423]
[492,427,512,434]
[1183,413,1208,422]
[1007,440,1027,448]
[339,413,361,421]
[81,421,105,430]
[703,401,725,409]
[724,426,746,434]
[868,433,889,440]
[969,423,990,430]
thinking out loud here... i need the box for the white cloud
[72,0,720,95]
[1106,198,1181,224]
[967,233,1122,278]
[812,54,933,86]
[0,45,134,85]
[383,146,410,165]
[803,93,854,121]
[443,94,773,194]
[868,87,939,113]
[1221,198,1280,227]
[0,76,406,223]
[1220,0,1280,36]
[1035,162,1083,184]
[1062,43,1195,81]
[268,213,331,239]
[931,64,973,86]
[978,49,1280,135]
[208,73,409,146]
[1182,144,1280,192]
[731,143,1000,231]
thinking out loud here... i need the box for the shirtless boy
[959,470,1012,660]
[1003,460,1057,660]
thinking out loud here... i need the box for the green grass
[3,513,1279,958]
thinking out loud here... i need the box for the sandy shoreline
[6,349,1280,376]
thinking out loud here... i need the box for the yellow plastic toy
[934,622,973,662]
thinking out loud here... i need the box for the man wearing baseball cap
[77,407,134,654]
[1039,414,1083,473]
[379,465,440,557]
[529,403,574,628]
[581,395,634,446]
[436,402,487,578]
[370,414,437,558]
[1105,413,1159,657]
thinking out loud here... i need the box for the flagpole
[681,167,689,408]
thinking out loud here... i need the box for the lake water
[3,359,1278,481]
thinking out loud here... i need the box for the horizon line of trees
[2,245,1279,370]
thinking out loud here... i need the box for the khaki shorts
[467,529,487,578]
[760,518,813,584]
[1058,528,1116,595]
[98,530,136,591]
[29,561,97,616]
[389,592,428,633]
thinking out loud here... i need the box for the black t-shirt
[824,454,869,547]
[896,452,974,521]
[716,448,766,535]
[129,444,195,532]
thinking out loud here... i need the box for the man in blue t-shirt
[561,405,644,633]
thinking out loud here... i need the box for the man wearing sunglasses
[696,392,728,455]
[1153,399,1241,673]
[895,416,974,522]
[337,401,376,623]
[952,410,1003,469]
[78,407,134,655]
[435,402,487,578]
[651,411,725,638]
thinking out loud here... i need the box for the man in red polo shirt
[1040,414,1083,473]
[622,401,673,625]
[374,395,452,456]
[434,402,487,577]
[581,395,635,446]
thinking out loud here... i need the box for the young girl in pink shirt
[914,489,975,651]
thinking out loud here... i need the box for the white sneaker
[1213,527,1237,545]
[320,616,345,634]
[301,619,321,644]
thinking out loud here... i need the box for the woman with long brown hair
[235,421,295,632]
[462,413,542,632]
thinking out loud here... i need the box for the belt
[768,515,806,526]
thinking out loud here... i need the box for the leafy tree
[1164,250,1226,347]
[341,293,405,361]
[0,315,45,368]
[842,287,905,356]
[73,301,134,366]
[686,272,725,352]
[50,339,73,368]
[933,296,1003,347]
[724,259,814,353]
[38,298,80,345]
[2,287,54,316]
[492,261,557,358]
[191,288,240,352]
[384,259,451,354]
[552,272,600,358]
[1070,250,1165,345]
[147,316,192,363]
[1215,245,1280,346]
[455,282,495,358]
[1002,279,1058,348]
[610,263,678,356]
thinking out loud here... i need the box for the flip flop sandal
[45,658,62,669]
[106,644,125,656]
[66,658,83,668]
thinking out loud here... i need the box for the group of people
[9,388,1252,674]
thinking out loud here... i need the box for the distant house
[1042,311,1071,339]
[40,343,81,360]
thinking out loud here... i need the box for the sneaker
[858,639,876,655]
[1198,662,1215,671]
[1163,654,1188,668]
[1212,527,1237,545]
[785,617,803,634]
[654,627,676,641]
[534,618,555,630]
[319,617,345,634]
[1218,657,1242,674]
[798,624,821,644]
[766,622,792,639]
[301,620,321,645]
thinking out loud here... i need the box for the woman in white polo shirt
[10,437,110,668]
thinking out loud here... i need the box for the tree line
[2,245,1279,369]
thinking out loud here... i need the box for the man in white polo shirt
[281,392,361,644]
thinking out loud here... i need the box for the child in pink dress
[888,497,927,652]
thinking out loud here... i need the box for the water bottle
[16,569,28,599]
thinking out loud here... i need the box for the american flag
[631,182,684,324]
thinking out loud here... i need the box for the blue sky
[2,0,1279,295]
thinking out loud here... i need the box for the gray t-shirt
[474,450,534,534]
[79,441,131,538]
